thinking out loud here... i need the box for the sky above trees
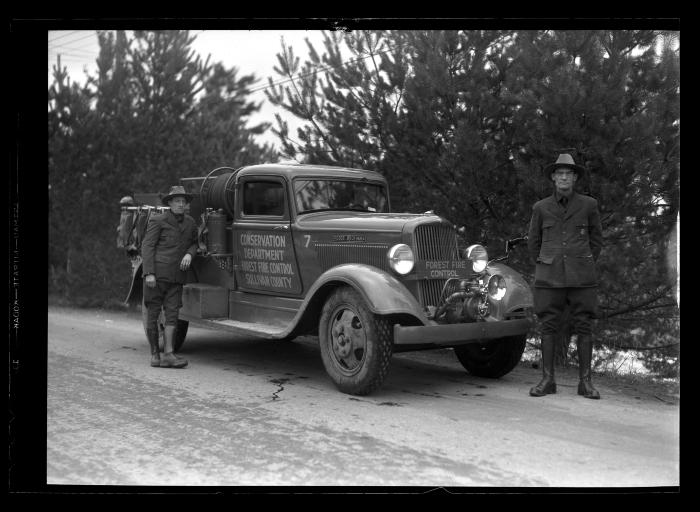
[48,30,329,148]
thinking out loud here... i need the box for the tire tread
[319,286,394,395]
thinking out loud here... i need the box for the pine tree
[48,30,277,305]
[265,30,408,167]
[49,57,102,300]
[188,62,277,169]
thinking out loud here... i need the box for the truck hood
[295,211,446,232]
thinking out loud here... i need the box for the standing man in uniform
[527,154,604,399]
[141,186,198,369]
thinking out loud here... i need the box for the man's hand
[145,274,156,288]
[180,253,192,271]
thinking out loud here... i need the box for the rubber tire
[141,298,189,353]
[318,286,393,396]
[454,334,526,378]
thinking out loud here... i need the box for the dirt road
[46,306,679,488]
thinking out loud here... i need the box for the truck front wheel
[453,334,526,378]
[319,286,393,395]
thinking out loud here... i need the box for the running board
[180,315,290,340]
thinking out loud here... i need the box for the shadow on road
[175,325,500,399]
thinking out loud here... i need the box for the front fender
[485,262,534,319]
[307,264,429,323]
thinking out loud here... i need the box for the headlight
[465,244,489,273]
[387,244,415,275]
[487,274,507,301]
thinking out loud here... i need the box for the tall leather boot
[577,335,600,399]
[529,334,557,396]
[146,328,161,367]
[160,325,188,369]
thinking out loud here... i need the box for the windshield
[294,179,389,214]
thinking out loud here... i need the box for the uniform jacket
[527,192,603,288]
[141,211,198,283]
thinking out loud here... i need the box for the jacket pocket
[542,220,556,242]
[534,256,558,287]
[575,254,596,285]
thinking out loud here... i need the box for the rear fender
[124,259,144,306]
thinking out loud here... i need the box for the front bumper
[393,318,531,346]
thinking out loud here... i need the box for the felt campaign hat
[161,185,193,205]
[544,153,587,178]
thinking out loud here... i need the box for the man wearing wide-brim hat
[527,154,604,399]
[141,185,198,369]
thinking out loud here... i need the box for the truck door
[232,176,303,295]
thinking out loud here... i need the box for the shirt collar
[554,190,574,204]
[168,210,185,223]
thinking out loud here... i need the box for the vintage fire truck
[118,163,534,395]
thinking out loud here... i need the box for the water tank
[206,209,228,254]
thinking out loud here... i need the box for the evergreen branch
[599,286,676,319]
[283,62,341,162]
[364,31,396,160]
[604,342,679,351]
[479,193,501,222]
[250,42,404,95]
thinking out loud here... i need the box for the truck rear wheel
[141,299,189,353]
[319,286,393,395]
[454,334,526,378]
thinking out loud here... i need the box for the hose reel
[198,166,239,218]
[197,167,240,264]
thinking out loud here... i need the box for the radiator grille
[414,223,462,307]
[413,223,460,261]
[418,278,462,308]
[316,243,389,272]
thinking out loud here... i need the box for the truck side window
[242,181,285,216]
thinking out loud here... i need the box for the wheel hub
[329,307,367,373]
[334,332,352,358]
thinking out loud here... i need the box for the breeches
[534,287,597,336]
[143,280,183,328]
